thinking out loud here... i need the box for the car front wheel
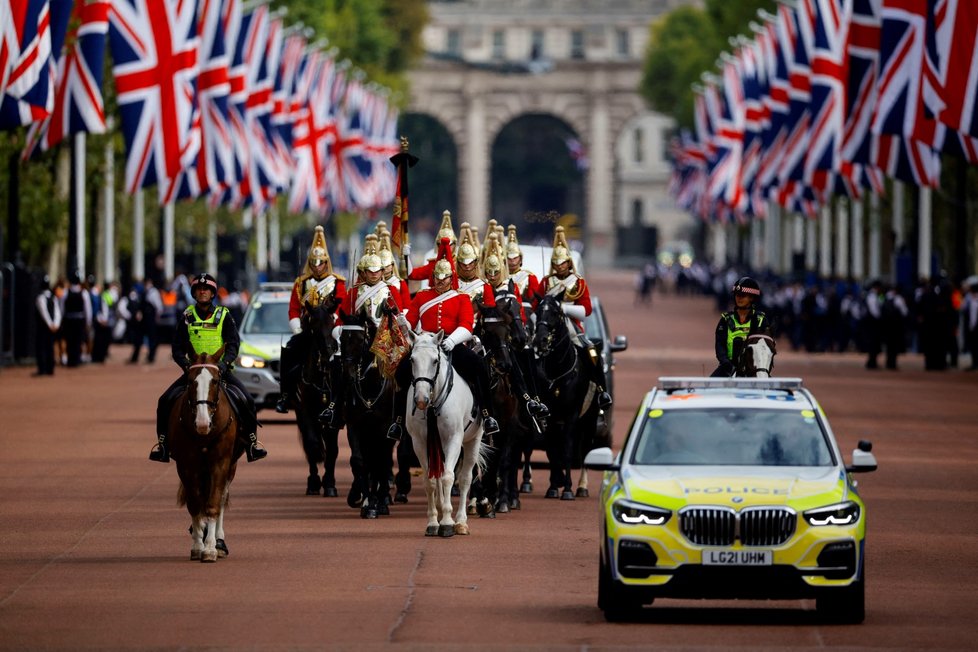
[815,574,865,624]
[598,551,649,622]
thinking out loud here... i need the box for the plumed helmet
[482,234,509,285]
[436,210,457,245]
[732,276,762,298]
[191,273,219,293]
[308,226,330,266]
[433,258,453,279]
[432,237,457,288]
[550,226,575,270]
[358,234,383,273]
[376,227,397,270]
[456,223,479,265]
[505,225,522,259]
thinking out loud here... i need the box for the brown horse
[169,349,242,562]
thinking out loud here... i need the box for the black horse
[338,311,397,519]
[475,292,537,513]
[295,299,341,497]
[530,292,592,501]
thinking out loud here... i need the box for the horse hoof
[509,498,522,510]
[495,501,510,514]
[201,550,218,563]
[394,493,408,504]
[425,525,438,537]
[216,539,229,558]
[360,507,378,519]
[190,549,202,561]
[323,486,338,498]
[347,488,364,508]
[560,490,576,501]
[438,524,455,538]
[306,475,322,495]
[520,482,533,494]
[576,487,589,498]
[466,503,477,516]
[545,488,559,499]
[377,502,390,516]
[454,523,470,535]
[477,501,495,518]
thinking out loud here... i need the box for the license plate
[702,549,772,566]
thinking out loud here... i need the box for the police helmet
[732,276,762,298]
[191,273,219,294]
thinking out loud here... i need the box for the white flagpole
[74,132,86,278]
[133,189,145,281]
[819,203,832,278]
[163,202,175,282]
[868,191,881,280]
[918,186,932,280]
[103,117,115,283]
[269,203,280,272]
[207,215,217,277]
[256,208,268,274]
[835,197,849,279]
[851,196,864,280]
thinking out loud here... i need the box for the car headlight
[803,501,861,526]
[612,499,672,526]
[237,355,266,369]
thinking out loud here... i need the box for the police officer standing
[149,273,267,463]
[61,271,91,367]
[712,276,773,377]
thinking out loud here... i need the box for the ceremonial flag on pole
[389,135,418,278]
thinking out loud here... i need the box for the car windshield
[631,408,834,466]
[240,300,291,335]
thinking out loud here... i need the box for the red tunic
[407,259,435,282]
[408,289,474,334]
[539,273,592,330]
[336,281,401,324]
[288,274,347,320]
[510,268,541,303]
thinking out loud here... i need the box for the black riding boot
[149,432,170,463]
[475,365,500,441]
[387,361,411,440]
[320,359,345,428]
[276,344,296,413]
[240,408,267,462]
[587,344,612,410]
[150,383,183,463]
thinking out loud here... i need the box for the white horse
[406,331,485,537]
[740,334,777,377]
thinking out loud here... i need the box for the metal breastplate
[302,275,336,308]
[457,278,484,304]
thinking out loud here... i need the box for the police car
[584,377,877,623]
[233,283,293,410]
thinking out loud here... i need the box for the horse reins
[411,343,453,414]
[185,363,232,433]
[340,324,388,410]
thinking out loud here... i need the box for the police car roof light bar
[658,377,804,392]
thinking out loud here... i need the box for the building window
[616,28,630,58]
[570,30,585,59]
[531,29,545,60]
[631,198,644,226]
[633,128,644,163]
[492,29,505,59]
[446,29,461,56]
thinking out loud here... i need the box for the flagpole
[389,136,419,279]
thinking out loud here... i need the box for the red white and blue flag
[109,0,200,203]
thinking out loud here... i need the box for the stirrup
[149,443,170,463]
[597,391,612,410]
[386,422,404,441]
[526,399,549,418]
[245,438,267,463]
[274,395,290,413]
[483,416,500,436]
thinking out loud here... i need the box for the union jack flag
[1,0,72,130]
[288,50,336,215]
[271,30,304,182]
[329,73,373,213]
[109,0,200,203]
[923,0,978,138]
[22,0,109,157]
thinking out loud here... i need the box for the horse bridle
[339,324,388,409]
[742,334,775,375]
[187,363,221,424]
[411,341,453,413]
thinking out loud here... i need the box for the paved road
[1,270,976,650]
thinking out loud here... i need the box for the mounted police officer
[539,226,612,410]
[385,237,501,442]
[275,226,347,416]
[150,273,267,463]
[712,276,773,377]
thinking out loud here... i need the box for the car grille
[680,507,796,546]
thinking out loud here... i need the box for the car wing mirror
[584,446,620,471]
[611,335,628,352]
[846,443,878,473]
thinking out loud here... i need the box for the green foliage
[640,0,777,130]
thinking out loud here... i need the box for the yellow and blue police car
[233,283,293,410]
[584,377,878,623]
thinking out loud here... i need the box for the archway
[490,114,586,246]
[397,113,459,241]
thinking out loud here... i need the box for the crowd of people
[651,260,978,372]
[32,272,252,376]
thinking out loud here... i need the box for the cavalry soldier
[482,234,549,419]
[505,224,541,307]
[406,209,456,283]
[455,223,496,312]
[275,226,347,414]
[712,276,773,377]
[540,226,612,410]
[150,273,267,463]
[386,237,501,441]
[376,224,411,307]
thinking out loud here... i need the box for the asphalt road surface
[2,270,976,650]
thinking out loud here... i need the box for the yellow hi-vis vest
[725,311,765,360]
[186,305,228,356]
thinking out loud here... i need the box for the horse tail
[426,406,444,479]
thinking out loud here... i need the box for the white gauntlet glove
[561,303,587,321]
[289,317,302,335]
[402,243,411,257]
